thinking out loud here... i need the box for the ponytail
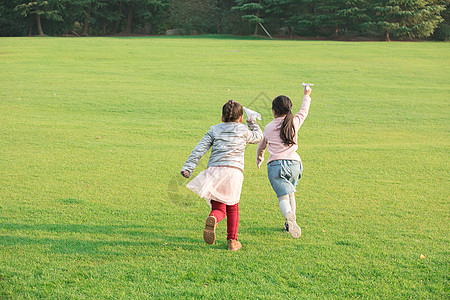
[280,110,295,146]
[272,95,295,146]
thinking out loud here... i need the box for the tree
[315,0,346,36]
[260,0,299,37]
[14,0,64,36]
[106,0,168,35]
[314,0,369,37]
[170,0,219,34]
[336,1,371,36]
[285,0,321,36]
[232,0,264,35]
[364,0,445,40]
[118,0,165,34]
[71,0,107,36]
[433,0,449,40]
[0,0,28,36]
[286,0,370,38]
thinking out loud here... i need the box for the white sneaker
[286,212,301,238]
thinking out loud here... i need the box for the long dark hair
[222,100,243,122]
[272,95,295,146]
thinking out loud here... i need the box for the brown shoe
[228,239,242,251]
[203,215,217,244]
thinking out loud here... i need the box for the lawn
[0,36,448,299]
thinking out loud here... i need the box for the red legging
[209,200,239,240]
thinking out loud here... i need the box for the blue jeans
[267,160,303,197]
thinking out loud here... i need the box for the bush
[433,23,450,41]
[0,17,27,36]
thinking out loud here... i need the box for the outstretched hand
[256,158,263,170]
[181,170,190,178]
[304,86,312,96]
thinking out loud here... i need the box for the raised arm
[294,87,312,129]
[246,119,263,144]
[181,129,214,178]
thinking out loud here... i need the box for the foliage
[232,0,265,35]
[433,1,450,40]
[363,0,446,40]
[0,0,448,39]
[434,22,450,40]
[0,0,28,36]
[233,0,264,23]
[14,0,63,21]
[14,0,65,35]
[169,0,219,34]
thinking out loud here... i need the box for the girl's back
[208,122,260,170]
[260,94,311,164]
[181,100,262,251]
[256,87,312,239]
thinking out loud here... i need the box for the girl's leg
[288,193,296,215]
[226,203,239,240]
[278,194,291,218]
[279,194,301,239]
[226,203,242,251]
[210,200,226,222]
[204,200,226,245]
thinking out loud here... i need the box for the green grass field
[0,36,449,299]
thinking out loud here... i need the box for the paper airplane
[243,107,262,121]
[302,82,314,90]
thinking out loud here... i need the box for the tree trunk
[125,6,133,34]
[28,21,34,36]
[253,11,259,36]
[386,31,390,41]
[82,4,92,36]
[112,5,122,34]
[36,14,45,36]
[254,0,261,36]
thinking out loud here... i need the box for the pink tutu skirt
[186,166,244,207]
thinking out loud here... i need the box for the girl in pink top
[256,87,312,238]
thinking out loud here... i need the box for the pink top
[257,95,311,164]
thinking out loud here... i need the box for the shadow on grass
[248,226,286,233]
[0,223,227,254]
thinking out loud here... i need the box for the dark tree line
[0,0,448,40]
